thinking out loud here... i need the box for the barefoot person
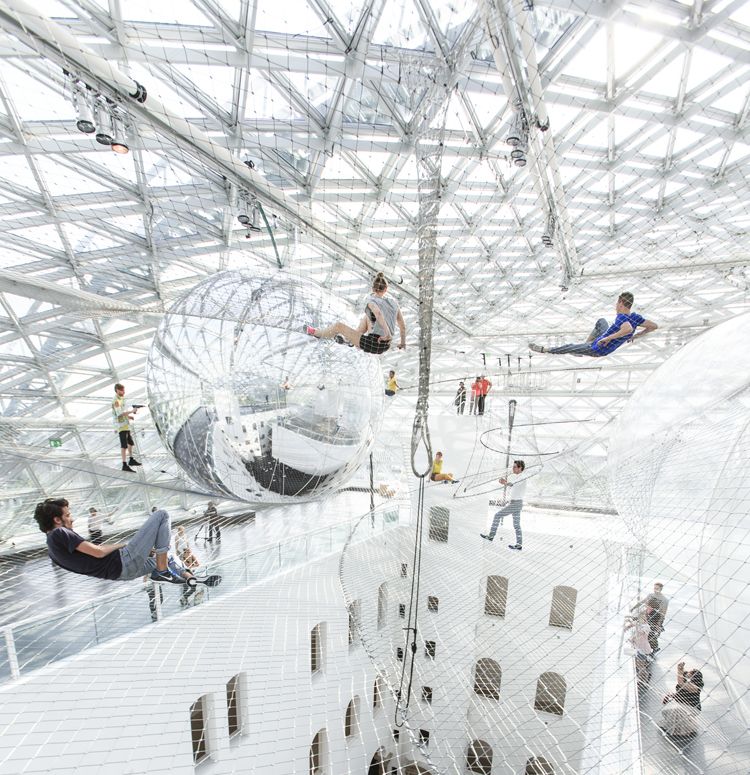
[529,292,657,357]
[305,273,406,355]
[34,498,183,585]
[430,451,457,483]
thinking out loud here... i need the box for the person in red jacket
[470,377,481,415]
[477,375,492,415]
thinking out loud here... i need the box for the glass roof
[1,0,749,539]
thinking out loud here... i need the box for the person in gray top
[304,272,406,355]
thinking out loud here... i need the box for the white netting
[0,0,749,773]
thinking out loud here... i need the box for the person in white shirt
[480,460,527,550]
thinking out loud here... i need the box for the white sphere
[609,313,750,718]
[146,270,385,502]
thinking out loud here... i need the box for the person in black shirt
[34,498,182,585]
[660,661,704,737]
[204,501,221,543]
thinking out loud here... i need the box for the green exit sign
[49,438,62,448]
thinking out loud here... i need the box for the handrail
[0,498,405,682]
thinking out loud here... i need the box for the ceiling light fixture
[94,98,114,146]
[110,112,130,154]
[72,82,95,134]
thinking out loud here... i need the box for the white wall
[342,479,612,774]
[0,555,397,775]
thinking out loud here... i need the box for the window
[466,739,493,774]
[525,756,554,775]
[427,595,439,613]
[348,601,360,646]
[428,505,449,542]
[398,603,406,618]
[373,676,385,709]
[473,658,502,700]
[311,623,325,673]
[368,747,389,775]
[484,575,508,618]
[226,674,244,737]
[534,672,566,715]
[190,695,209,764]
[549,586,577,630]
[400,563,408,577]
[419,729,430,747]
[397,647,404,661]
[310,729,327,775]
[345,696,360,737]
[421,686,433,704]
[378,583,389,630]
[424,640,436,659]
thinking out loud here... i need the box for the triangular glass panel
[372,0,435,51]
[255,0,330,37]
[119,0,214,25]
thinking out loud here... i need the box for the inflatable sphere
[146,270,385,502]
[608,312,750,722]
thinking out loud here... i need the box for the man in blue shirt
[529,292,657,356]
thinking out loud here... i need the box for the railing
[0,502,404,684]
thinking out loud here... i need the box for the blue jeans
[118,509,172,580]
[548,319,608,356]
[489,500,523,545]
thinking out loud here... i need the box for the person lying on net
[35,498,183,585]
[529,292,657,356]
[305,272,406,355]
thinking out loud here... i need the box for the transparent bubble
[146,270,385,502]
[609,314,750,720]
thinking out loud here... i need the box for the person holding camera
[112,382,142,472]
[660,661,704,737]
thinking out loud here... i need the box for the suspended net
[0,0,749,774]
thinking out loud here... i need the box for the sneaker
[122,462,135,473]
[528,343,546,353]
[128,458,142,467]
[304,324,316,336]
[333,334,347,345]
[480,534,494,541]
[508,544,522,551]
[150,569,184,585]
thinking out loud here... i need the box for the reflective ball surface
[146,270,385,502]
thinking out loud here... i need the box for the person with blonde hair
[430,452,456,483]
[175,525,200,569]
[305,273,406,355]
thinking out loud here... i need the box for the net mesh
[0,0,748,773]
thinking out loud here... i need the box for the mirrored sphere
[146,270,385,502]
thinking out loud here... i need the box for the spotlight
[511,147,527,167]
[506,111,526,148]
[94,100,114,146]
[73,85,95,134]
[237,214,251,225]
[110,113,129,154]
